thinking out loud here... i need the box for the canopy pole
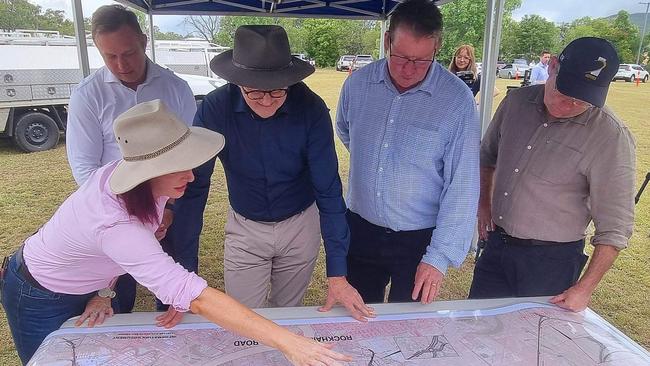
[71,0,90,77]
[478,0,505,136]
[148,11,156,63]
[379,19,387,59]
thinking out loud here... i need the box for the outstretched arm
[191,287,352,366]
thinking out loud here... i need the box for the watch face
[98,288,116,298]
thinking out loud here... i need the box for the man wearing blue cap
[470,37,636,312]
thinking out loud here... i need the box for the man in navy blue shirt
[171,25,374,321]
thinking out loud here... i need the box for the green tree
[0,0,42,31]
[502,14,558,63]
[303,19,341,67]
[561,12,639,63]
[439,0,522,64]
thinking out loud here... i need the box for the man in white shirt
[65,4,196,314]
[529,50,551,85]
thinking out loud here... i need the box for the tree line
[1,0,647,67]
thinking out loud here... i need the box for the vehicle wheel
[336,66,340,71]
[627,75,634,82]
[644,75,648,83]
[13,112,60,153]
[508,72,513,79]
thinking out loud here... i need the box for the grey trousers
[224,203,321,308]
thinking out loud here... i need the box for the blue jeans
[1,254,95,365]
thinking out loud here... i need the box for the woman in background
[449,44,499,98]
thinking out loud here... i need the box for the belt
[496,226,582,247]
[15,245,50,292]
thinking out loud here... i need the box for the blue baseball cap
[556,37,620,108]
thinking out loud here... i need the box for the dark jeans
[1,254,95,365]
[468,227,588,299]
[346,211,434,303]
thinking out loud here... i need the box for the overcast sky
[33,0,648,35]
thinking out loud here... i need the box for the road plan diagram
[29,302,650,365]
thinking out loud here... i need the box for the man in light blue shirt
[336,0,480,304]
[529,50,551,84]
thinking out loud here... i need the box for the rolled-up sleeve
[587,127,636,249]
[100,223,208,312]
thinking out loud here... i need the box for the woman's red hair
[118,180,159,225]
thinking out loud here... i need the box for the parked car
[292,53,316,67]
[498,63,531,79]
[336,55,355,71]
[513,58,529,66]
[613,64,649,82]
[351,55,374,71]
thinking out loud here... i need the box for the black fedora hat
[209,25,315,90]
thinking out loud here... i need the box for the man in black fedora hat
[471,37,636,312]
[171,25,374,321]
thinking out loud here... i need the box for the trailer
[0,31,226,152]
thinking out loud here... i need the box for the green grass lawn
[0,69,648,364]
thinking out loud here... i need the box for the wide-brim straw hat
[209,25,314,90]
[109,99,225,194]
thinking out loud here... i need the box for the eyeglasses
[242,88,288,100]
[388,44,434,69]
[455,55,471,61]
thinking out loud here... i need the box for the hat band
[232,59,294,72]
[123,128,191,162]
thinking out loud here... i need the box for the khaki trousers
[224,203,321,308]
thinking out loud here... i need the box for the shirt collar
[103,58,160,86]
[232,83,292,117]
[370,58,437,96]
[528,85,592,125]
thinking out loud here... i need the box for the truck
[0,31,227,153]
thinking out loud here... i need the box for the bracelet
[165,202,174,211]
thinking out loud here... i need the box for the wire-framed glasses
[388,44,434,69]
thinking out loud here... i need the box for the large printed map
[29,303,650,365]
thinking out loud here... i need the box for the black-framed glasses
[242,88,288,100]
[388,44,434,69]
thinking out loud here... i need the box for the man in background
[530,50,551,84]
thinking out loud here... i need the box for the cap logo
[585,57,607,80]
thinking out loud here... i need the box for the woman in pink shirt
[0,100,350,366]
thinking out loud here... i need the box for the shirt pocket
[529,139,583,184]
[401,125,442,168]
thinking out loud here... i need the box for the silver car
[336,55,355,71]
[498,63,531,79]
[351,55,374,71]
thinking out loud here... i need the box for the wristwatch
[98,287,116,299]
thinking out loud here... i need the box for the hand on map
[412,262,444,304]
[318,276,375,322]
[477,200,494,240]
[155,307,184,328]
[155,208,174,241]
[281,333,352,366]
[75,295,114,327]
[549,284,592,312]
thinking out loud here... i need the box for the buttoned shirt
[173,83,349,276]
[336,59,480,274]
[530,62,549,84]
[481,85,635,249]
[66,59,196,185]
[24,162,207,312]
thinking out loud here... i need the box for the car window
[343,56,354,61]
[505,64,512,68]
